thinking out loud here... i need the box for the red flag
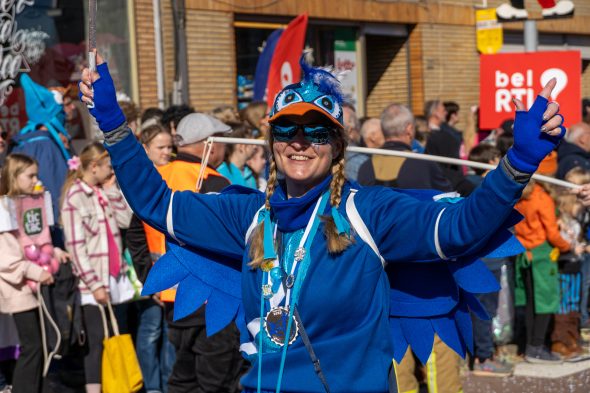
[266,13,308,109]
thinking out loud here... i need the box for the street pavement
[464,359,590,393]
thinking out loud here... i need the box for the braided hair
[323,153,353,254]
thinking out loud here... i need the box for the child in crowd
[466,144,501,187]
[246,145,268,192]
[514,153,574,363]
[467,144,513,375]
[140,124,173,168]
[0,154,55,393]
[240,101,269,138]
[551,168,590,358]
[216,124,258,189]
[60,142,132,393]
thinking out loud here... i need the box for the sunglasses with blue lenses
[271,124,334,144]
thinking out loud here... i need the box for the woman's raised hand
[79,50,126,133]
[507,78,566,174]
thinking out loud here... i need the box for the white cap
[175,113,231,146]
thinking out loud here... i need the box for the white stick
[207,137,579,190]
[87,0,97,109]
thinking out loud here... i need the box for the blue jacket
[106,131,525,392]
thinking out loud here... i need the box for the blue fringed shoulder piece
[141,184,260,338]
[387,189,524,364]
[142,241,246,337]
[387,261,492,363]
[141,183,525,366]
[389,296,473,363]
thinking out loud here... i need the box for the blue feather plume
[299,55,344,104]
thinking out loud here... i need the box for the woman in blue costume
[79,53,565,393]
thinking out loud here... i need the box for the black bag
[557,252,581,274]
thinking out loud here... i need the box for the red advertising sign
[480,51,580,129]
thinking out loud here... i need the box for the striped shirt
[61,179,132,294]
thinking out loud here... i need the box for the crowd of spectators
[0,73,590,393]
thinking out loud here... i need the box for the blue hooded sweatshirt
[104,130,525,393]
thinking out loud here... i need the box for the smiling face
[266,61,349,197]
[272,120,342,198]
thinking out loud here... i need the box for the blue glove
[79,63,126,132]
[506,95,565,174]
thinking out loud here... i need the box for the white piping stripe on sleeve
[432,191,460,201]
[245,205,265,245]
[240,342,257,355]
[345,190,386,267]
[247,318,261,338]
[166,191,178,241]
[434,207,448,260]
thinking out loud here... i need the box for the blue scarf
[260,175,350,261]
[269,176,332,232]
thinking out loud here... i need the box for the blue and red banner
[252,14,308,107]
[253,29,283,101]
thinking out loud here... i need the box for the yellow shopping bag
[100,302,143,393]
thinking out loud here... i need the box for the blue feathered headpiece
[268,55,344,129]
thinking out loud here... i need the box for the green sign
[334,29,355,51]
[334,28,358,105]
[23,208,43,236]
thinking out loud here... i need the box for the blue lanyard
[257,190,330,393]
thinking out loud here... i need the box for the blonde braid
[265,157,278,210]
[323,157,353,254]
[329,158,346,208]
[248,156,278,268]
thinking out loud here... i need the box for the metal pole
[524,20,538,52]
[207,137,578,190]
[153,0,166,109]
[172,0,190,105]
[127,0,140,105]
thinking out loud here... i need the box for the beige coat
[0,232,45,314]
[61,179,132,295]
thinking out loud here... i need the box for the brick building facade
[130,0,590,127]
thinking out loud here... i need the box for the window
[0,0,134,140]
[234,18,357,108]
